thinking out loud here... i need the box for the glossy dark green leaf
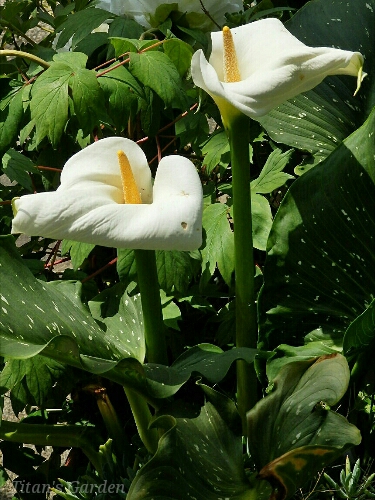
[248,354,361,499]
[257,0,374,170]
[128,387,269,500]
[258,107,375,351]
[145,344,256,393]
[343,298,375,353]
[0,236,146,388]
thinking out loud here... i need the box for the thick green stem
[134,249,168,365]
[226,114,258,428]
[124,387,159,454]
[0,419,102,474]
[0,49,50,69]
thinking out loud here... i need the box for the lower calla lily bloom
[191,18,366,123]
[11,137,203,251]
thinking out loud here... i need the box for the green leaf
[0,357,68,408]
[53,51,88,70]
[251,149,294,194]
[88,282,145,363]
[0,87,24,156]
[2,149,40,192]
[61,239,95,269]
[30,62,71,147]
[201,203,234,287]
[129,51,186,107]
[160,290,181,331]
[116,248,137,283]
[247,354,361,499]
[98,65,141,131]
[128,387,266,500]
[144,345,256,396]
[0,236,147,389]
[201,130,230,174]
[69,68,106,134]
[343,298,375,353]
[109,37,157,57]
[265,343,338,382]
[258,107,375,351]
[163,38,193,77]
[108,18,144,39]
[257,0,374,170]
[175,110,209,152]
[156,250,196,294]
[249,193,273,251]
[56,8,113,50]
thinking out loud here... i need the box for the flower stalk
[124,387,159,454]
[0,49,50,69]
[134,249,168,365]
[226,113,258,429]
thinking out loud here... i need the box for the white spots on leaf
[1,295,9,305]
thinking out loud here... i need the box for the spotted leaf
[247,354,361,499]
[128,386,272,500]
[258,107,375,351]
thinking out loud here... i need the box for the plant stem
[0,419,102,474]
[134,249,168,365]
[0,49,50,69]
[124,387,159,454]
[226,113,258,429]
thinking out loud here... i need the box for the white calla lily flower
[191,18,366,123]
[96,0,243,31]
[11,137,203,251]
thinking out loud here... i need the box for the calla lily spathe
[96,0,243,31]
[191,18,366,122]
[11,138,203,251]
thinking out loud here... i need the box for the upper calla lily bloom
[11,138,203,251]
[191,18,366,123]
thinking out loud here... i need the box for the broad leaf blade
[129,51,187,108]
[247,355,361,499]
[128,388,265,500]
[258,107,375,350]
[30,62,71,147]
